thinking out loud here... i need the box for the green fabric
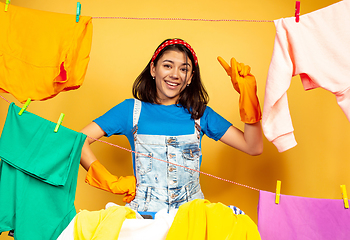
[0,103,86,240]
[0,103,86,186]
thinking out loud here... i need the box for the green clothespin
[4,0,10,12]
[76,2,81,23]
[18,98,31,116]
[54,113,65,133]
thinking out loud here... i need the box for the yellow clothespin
[54,113,65,133]
[76,2,81,23]
[4,0,10,12]
[18,98,31,116]
[275,180,281,204]
[340,185,349,209]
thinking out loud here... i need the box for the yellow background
[0,0,348,237]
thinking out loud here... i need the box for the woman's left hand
[217,56,262,124]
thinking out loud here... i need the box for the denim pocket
[182,146,201,174]
[136,152,153,175]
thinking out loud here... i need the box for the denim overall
[125,99,204,212]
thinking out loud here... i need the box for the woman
[80,38,263,212]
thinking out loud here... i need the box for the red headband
[151,39,198,66]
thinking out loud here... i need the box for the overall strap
[194,118,201,139]
[132,99,142,137]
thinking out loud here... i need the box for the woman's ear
[187,71,194,85]
[150,62,155,78]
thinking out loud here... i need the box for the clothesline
[0,95,11,104]
[91,16,274,23]
[87,135,260,191]
[0,94,260,192]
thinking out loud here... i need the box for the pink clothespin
[295,1,300,23]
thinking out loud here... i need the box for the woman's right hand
[85,160,136,203]
[80,122,106,170]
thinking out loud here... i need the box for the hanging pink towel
[262,0,350,152]
[257,190,350,240]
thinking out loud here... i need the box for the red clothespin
[295,1,300,23]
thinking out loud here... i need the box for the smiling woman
[81,39,262,212]
[79,38,263,213]
[133,38,207,119]
[151,50,193,105]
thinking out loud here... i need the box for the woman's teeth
[167,81,178,86]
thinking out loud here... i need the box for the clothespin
[275,180,282,204]
[295,1,300,23]
[4,0,10,12]
[76,2,81,23]
[340,185,349,209]
[8,230,14,237]
[54,113,65,133]
[18,98,31,116]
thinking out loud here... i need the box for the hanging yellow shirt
[166,199,261,240]
[0,2,93,103]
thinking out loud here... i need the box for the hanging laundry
[0,2,93,103]
[73,206,137,240]
[166,199,261,240]
[58,203,177,240]
[258,190,350,240]
[0,103,86,240]
[262,0,350,152]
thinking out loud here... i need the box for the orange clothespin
[18,98,31,116]
[340,185,349,209]
[76,2,81,23]
[4,0,10,12]
[275,180,281,204]
[54,113,65,133]
[295,1,300,23]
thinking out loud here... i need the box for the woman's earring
[187,84,190,86]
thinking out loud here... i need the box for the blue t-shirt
[94,99,232,167]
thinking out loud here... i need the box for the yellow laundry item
[166,199,261,240]
[0,2,92,103]
[74,206,136,240]
[217,57,262,124]
[85,160,136,203]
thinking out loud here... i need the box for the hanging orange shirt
[0,2,93,103]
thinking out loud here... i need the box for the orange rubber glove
[217,56,262,124]
[85,160,136,203]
